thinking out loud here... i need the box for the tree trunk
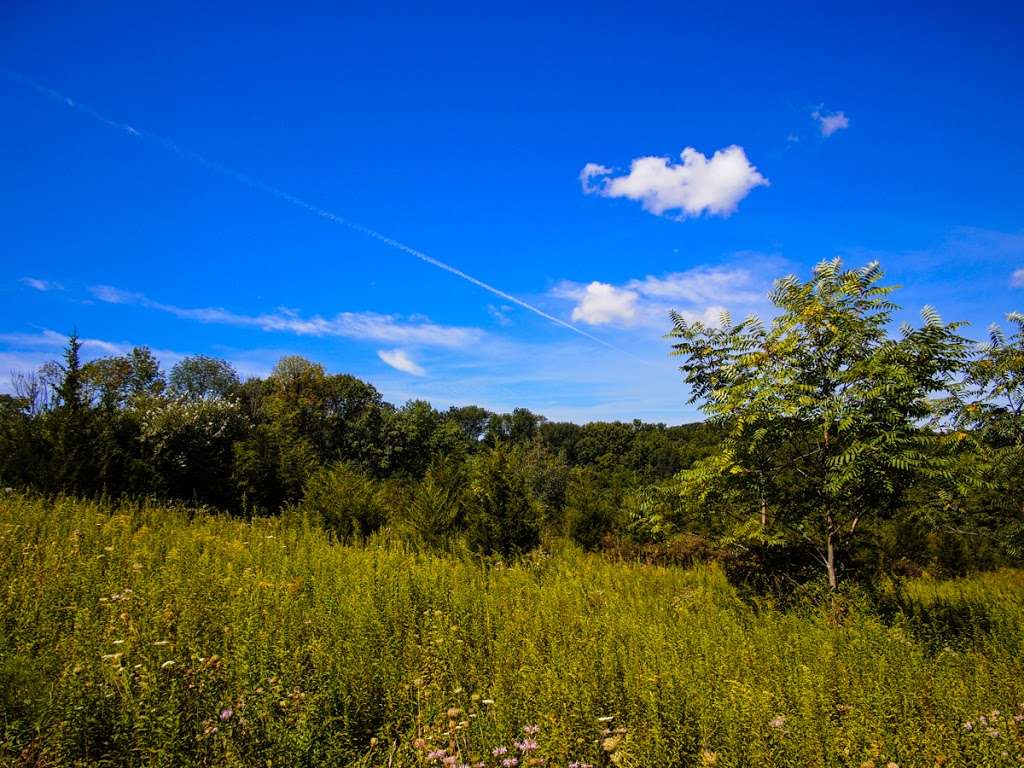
[825,513,838,590]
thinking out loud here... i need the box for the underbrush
[1,494,1023,767]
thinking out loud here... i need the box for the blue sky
[2,2,1022,423]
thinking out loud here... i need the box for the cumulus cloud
[580,146,768,219]
[812,108,849,137]
[1012,268,1024,288]
[377,348,426,376]
[89,285,481,349]
[557,282,640,325]
[554,265,765,328]
[20,277,62,292]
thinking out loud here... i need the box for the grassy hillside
[1,495,1023,767]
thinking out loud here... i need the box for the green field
[2,494,1023,767]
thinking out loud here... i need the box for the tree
[563,466,621,550]
[464,444,540,558]
[299,462,386,540]
[935,312,1024,558]
[169,355,240,400]
[46,333,96,494]
[669,260,968,588]
[399,456,467,548]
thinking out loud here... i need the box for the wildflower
[443,756,458,767]
[492,746,508,756]
[515,739,538,752]
[986,729,1000,738]
[601,735,622,752]
[963,721,974,731]
[412,738,427,750]
[1012,714,1023,723]
[524,724,540,735]
[501,759,519,768]
[769,715,785,730]
[427,749,447,761]
[219,708,233,721]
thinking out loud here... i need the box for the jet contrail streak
[4,69,636,357]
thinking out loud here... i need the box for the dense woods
[1,261,1021,588]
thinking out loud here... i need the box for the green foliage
[464,444,540,557]
[168,354,240,400]
[670,259,970,587]
[3,495,1024,767]
[137,396,246,508]
[397,456,467,548]
[563,466,622,550]
[298,461,387,539]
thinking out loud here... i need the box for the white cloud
[580,146,768,219]
[89,285,482,349]
[554,265,766,328]
[627,266,762,305]
[579,162,613,194]
[812,108,849,137]
[487,304,514,326]
[20,277,62,292]
[377,348,426,376]
[561,282,640,325]
[1012,268,1024,288]
[0,328,125,355]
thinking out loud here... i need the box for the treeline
[0,341,721,558]
[1,259,1021,588]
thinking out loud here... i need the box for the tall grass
[1,494,1022,767]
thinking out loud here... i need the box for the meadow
[1,494,1023,767]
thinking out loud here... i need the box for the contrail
[3,69,632,356]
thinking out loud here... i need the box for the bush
[464,444,539,558]
[298,461,386,539]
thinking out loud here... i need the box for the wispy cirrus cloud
[812,107,849,137]
[20,277,63,292]
[580,145,768,219]
[377,348,426,376]
[89,285,483,349]
[0,328,190,394]
[0,328,125,355]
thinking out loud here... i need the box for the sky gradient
[2,2,1023,423]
